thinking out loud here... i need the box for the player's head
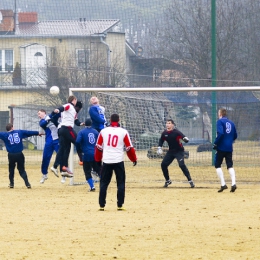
[110,114,119,122]
[85,118,92,127]
[218,108,227,118]
[166,119,175,131]
[37,109,46,119]
[68,95,77,105]
[6,123,13,131]
[90,96,99,105]
[75,101,83,113]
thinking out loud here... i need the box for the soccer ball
[50,86,60,95]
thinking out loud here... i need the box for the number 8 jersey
[95,124,137,164]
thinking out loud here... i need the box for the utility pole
[14,0,17,32]
[211,0,217,165]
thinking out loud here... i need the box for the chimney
[0,10,15,33]
[18,12,38,24]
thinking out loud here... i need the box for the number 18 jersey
[96,126,134,163]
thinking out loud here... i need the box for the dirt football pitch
[0,159,260,260]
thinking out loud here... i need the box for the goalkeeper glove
[157,147,163,155]
[183,137,189,143]
[213,144,217,150]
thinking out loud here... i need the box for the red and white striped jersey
[59,103,77,127]
[95,126,137,163]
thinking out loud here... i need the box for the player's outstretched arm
[126,147,137,163]
[183,136,189,143]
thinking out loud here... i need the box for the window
[0,50,14,72]
[77,49,90,69]
[153,68,161,81]
[34,52,43,56]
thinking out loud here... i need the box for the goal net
[69,87,260,185]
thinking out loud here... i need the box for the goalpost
[68,86,260,185]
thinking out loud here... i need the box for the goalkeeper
[157,119,195,188]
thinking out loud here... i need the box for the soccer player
[213,108,237,193]
[75,118,100,191]
[89,96,107,132]
[95,114,137,211]
[0,123,43,188]
[38,109,63,184]
[50,96,84,178]
[157,119,195,188]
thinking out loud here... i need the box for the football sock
[216,168,225,186]
[87,178,94,189]
[228,168,236,186]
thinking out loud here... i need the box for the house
[0,9,136,131]
[0,10,136,89]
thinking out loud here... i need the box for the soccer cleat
[117,207,126,211]
[26,184,31,189]
[230,184,237,193]
[61,176,66,184]
[89,187,96,192]
[61,171,73,178]
[8,183,14,188]
[99,207,105,211]
[40,174,48,184]
[61,167,73,178]
[51,166,59,177]
[189,180,195,188]
[163,180,172,188]
[218,184,228,193]
[79,161,83,166]
[91,171,99,177]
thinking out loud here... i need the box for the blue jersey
[49,112,61,128]
[75,127,99,161]
[214,117,237,152]
[39,114,59,143]
[89,105,106,131]
[0,130,39,153]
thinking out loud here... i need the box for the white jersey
[96,126,133,163]
[59,103,76,127]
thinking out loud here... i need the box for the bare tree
[144,0,260,87]
[29,45,129,107]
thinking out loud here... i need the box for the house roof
[131,57,182,70]
[15,19,120,37]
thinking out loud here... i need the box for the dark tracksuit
[158,129,192,182]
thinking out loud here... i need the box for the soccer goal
[68,86,260,185]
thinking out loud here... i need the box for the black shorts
[214,150,233,169]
